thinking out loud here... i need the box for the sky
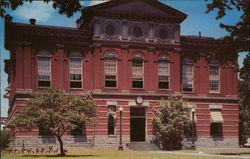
[0,0,248,117]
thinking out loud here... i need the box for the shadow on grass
[22,154,100,158]
[218,152,250,156]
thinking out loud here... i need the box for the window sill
[209,92,221,94]
[158,89,172,91]
[69,88,84,90]
[132,88,144,90]
[108,135,117,138]
[38,87,51,89]
[182,91,195,94]
[104,87,118,90]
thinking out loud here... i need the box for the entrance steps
[127,142,159,151]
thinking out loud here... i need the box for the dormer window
[69,51,82,88]
[133,25,143,37]
[37,50,51,88]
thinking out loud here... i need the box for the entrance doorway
[130,107,146,141]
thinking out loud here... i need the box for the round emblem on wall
[136,96,143,104]
[159,28,168,40]
[105,23,116,36]
[133,25,143,38]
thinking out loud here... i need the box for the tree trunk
[56,135,65,156]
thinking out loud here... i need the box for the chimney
[199,31,201,38]
[29,18,36,25]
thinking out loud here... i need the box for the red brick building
[4,0,239,149]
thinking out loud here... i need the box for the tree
[0,0,83,21]
[205,0,249,63]
[7,89,96,156]
[153,95,190,150]
[239,54,250,146]
[0,129,11,150]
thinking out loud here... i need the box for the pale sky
[0,0,247,117]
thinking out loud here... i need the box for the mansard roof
[4,22,90,50]
[78,0,187,27]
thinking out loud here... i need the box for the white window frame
[37,50,51,88]
[69,51,83,89]
[158,54,170,90]
[104,52,117,88]
[132,53,144,89]
[209,61,220,93]
[182,58,194,92]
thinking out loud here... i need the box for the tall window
[209,60,220,93]
[69,51,82,88]
[182,58,193,92]
[158,54,170,89]
[104,52,117,88]
[132,53,144,88]
[37,50,51,87]
[71,122,83,136]
[108,114,115,135]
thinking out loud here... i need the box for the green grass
[180,148,250,156]
[2,148,250,159]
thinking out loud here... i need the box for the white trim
[209,104,223,109]
[107,101,117,105]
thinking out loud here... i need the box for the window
[39,126,52,136]
[184,123,196,137]
[108,105,116,112]
[182,58,193,92]
[132,53,144,88]
[108,114,115,135]
[37,50,51,87]
[69,51,82,88]
[71,123,83,136]
[104,52,117,88]
[209,60,220,93]
[158,54,170,89]
[210,123,222,137]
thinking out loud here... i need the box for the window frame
[132,53,144,89]
[158,54,170,90]
[37,50,52,88]
[69,51,83,89]
[208,60,220,93]
[104,52,118,88]
[182,58,194,92]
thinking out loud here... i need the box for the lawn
[2,148,250,159]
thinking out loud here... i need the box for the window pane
[132,59,144,88]
[69,58,82,88]
[104,58,117,88]
[182,64,193,91]
[108,115,115,135]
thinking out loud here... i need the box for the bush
[0,129,11,150]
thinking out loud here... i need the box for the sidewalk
[151,150,250,159]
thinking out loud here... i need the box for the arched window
[132,53,144,88]
[37,50,51,87]
[158,54,170,89]
[108,114,115,135]
[209,60,220,93]
[182,58,194,92]
[104,52,117,88]
[69,51,82,88]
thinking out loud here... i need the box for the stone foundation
[9,135,239,150]
[9,135,130,150]
[183,137,239,148]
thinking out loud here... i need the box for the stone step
[128,142,159,151]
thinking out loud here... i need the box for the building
[1,117,8,130]
[4,0,239,149]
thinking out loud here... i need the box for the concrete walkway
[151,151,250,159]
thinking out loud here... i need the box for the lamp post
[191,108,196,149]
[118,107,123,151]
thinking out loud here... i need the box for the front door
[130,107,146,141]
